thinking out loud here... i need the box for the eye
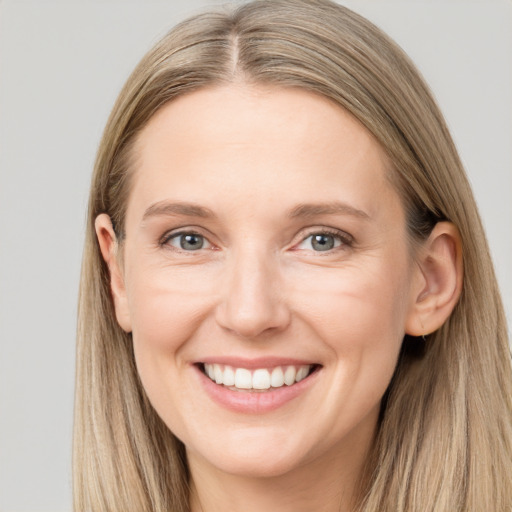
[165,232,212,251]
[296,231,349,252]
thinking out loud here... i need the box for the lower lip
[194,365,320,414]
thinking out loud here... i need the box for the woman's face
[110,84,422,479]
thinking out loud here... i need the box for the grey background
[0,1,510,510]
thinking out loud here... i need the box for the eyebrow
[142,201,216,221]
[289,201,370,220]
[141,200,370,223]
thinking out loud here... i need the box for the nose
[215,249,291,339]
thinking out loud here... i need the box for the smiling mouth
[199,363,320,392]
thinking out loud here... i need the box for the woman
[74,1,512,510]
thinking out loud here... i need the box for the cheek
[292,259,411,349]
[125,264,216,401]
[290,256,412,407]
[127,262,215,345]
[294,266,410,432]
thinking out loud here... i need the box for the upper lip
[196,356,320,369]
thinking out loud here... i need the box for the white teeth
[214,364,223,384]
[203,363,313,390]
[223,365,235,386]
[296,366,309,382]
[235,368,252,389]
[270,367,284,388]
[284,366,296,386]
[252,369,271,390]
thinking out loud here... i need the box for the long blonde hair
[74,1,512,510]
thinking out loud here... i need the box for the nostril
[215,306,291,340]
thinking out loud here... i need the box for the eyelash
[294,228,353,253]
[159,230,213,252]
[159,227,353,253]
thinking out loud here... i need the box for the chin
[186,429,312,479]
[205,451,306,479]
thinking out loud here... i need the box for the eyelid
[159,227,216,250]
[157,225,353,252]
[292,227,354,251]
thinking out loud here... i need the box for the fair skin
[96,84,462,512]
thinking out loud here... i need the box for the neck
[188,431,374,512]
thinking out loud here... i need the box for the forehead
[127,84,401,225]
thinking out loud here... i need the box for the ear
[405,222,463,337]
[95,214,132,333]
